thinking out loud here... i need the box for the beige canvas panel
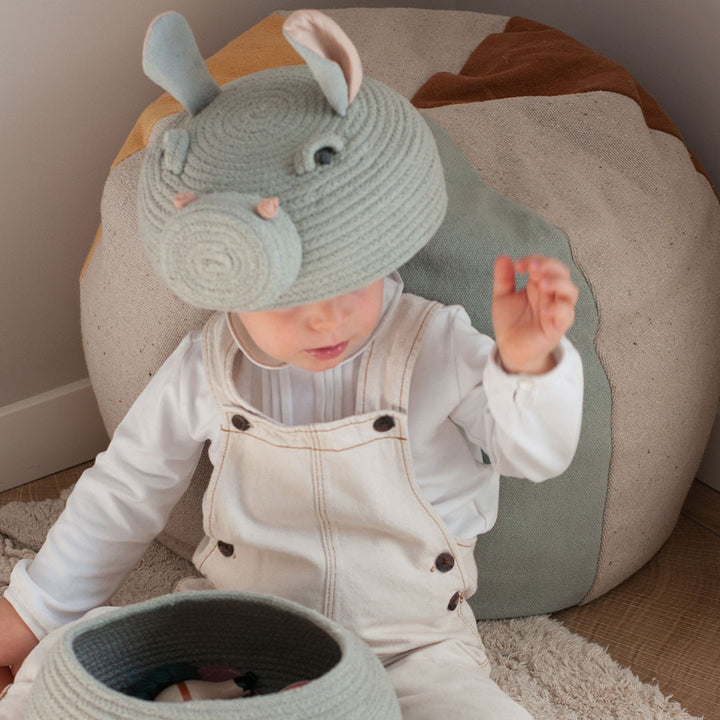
[82,120,214,555]
[81,117,211,436]
[423,93,720,600]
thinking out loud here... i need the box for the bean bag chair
[80,8,720,618]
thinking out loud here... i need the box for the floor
[555,480,720,720]
[1,465,718,720]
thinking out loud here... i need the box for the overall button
[447,591,461,611]
[373,415,395,432]
[435,552,455,572]
[217,541,235,557]
[232,415,251,431]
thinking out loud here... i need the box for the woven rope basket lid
[27,591,401,719]
[136,11,447,312]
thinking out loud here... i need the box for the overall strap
[356,293,442,415]
[201,311,241,410]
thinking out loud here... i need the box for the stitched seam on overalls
[397,423,472,600]
[457,595,484,643]
[361,297,476,620]
[357,296,432,414]
[201,428,230,542]
[198,315,238,571]
[395,302,471,594]
[202,315,226,411]
[398,302,441,405]
[358,340,376,415]
[195,427,233,574]
[222,331,238,403]
[221,415,390,436]
[219,430,405,453]
[310,426,337,619]
[392,305,481,648]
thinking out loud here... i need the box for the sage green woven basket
[28,591,401,719]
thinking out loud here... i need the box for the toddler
[0,10,583,719]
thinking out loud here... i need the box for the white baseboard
[697,408,720,492]
[0,379,109,492]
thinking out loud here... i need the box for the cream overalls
[192,294,533,719]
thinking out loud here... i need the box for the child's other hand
[0,598,38,692]
[0,665,13,693]
[492,254,579,374]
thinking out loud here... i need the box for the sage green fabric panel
[400,117,611,619]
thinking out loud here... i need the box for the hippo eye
[314,146,336,166]
[295,134,345,175]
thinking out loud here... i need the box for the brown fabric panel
[412,16,710,184]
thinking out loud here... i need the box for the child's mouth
[306,341,350,360]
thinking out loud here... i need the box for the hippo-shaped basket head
[137,10,447,312]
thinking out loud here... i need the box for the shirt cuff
[3,560,50,641]
[487,336,575,389]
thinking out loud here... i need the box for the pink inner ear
[284,10,362,105]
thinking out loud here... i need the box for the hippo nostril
[173,191,198,209]
[256,197,280,220]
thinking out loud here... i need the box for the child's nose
[308,298,348,330]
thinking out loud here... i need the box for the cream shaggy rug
[0,491,699,720]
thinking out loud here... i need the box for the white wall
[1,0,718,484]
[697,410,720,492]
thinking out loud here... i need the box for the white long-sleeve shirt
[5,275,583,638]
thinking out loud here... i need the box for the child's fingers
[542,296,576,331]
[539,275,579,306]
[515,255,572,284]
[517,256,577,303]
[538,282,577,334]
[492,254,517,299]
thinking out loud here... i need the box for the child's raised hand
[491,255,579,374]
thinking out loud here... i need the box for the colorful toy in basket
[25,592,402,719]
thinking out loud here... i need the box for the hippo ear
[283,10,362,117]
[143,12,221,115]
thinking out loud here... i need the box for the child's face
[236,279,385,372]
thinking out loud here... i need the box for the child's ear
[143,11,221,115]
[283,10,363,117]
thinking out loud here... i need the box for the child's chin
[303,351,353,372]
[300,356,346,372]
